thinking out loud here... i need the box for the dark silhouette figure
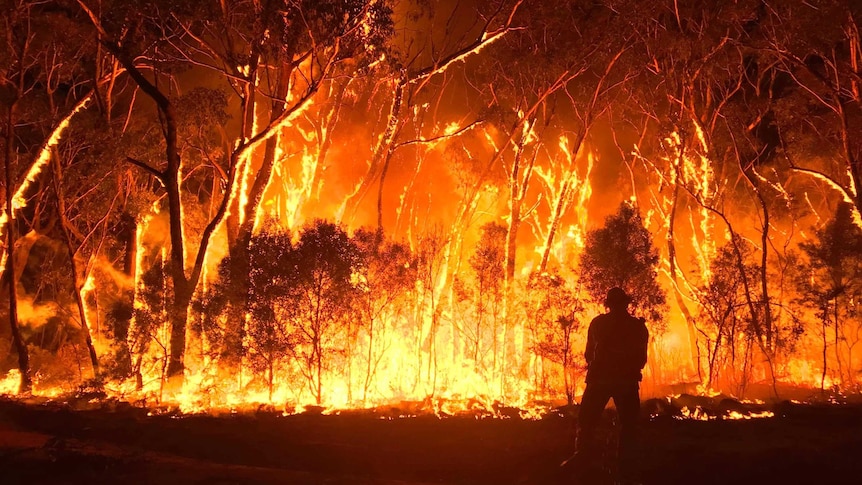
[566,287,649,483]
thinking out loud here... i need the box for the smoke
[16,296,62,330]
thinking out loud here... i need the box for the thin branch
[396,119,483,148]
[125,156,165,182]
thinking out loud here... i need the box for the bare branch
[125,156,165,182]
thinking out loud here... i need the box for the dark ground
[0,397,860,485]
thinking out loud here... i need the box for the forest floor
[0,395,861,485]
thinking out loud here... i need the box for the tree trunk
[375,81,406,233]
[52,152,100,379]
[667,178,701,379]
[505,137,530,290]
[113,213,136,376]
[164,127,190,385]
[538,127,586,274]
[363,314,375,404]
[268,357,274,403]
[834,302,842,385]
[225,57,295,371]
[821,308,828,393]
[4,102,32,393]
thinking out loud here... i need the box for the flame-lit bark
[0,93,94,252]
[215,5,377,376]
[505,117,536,289]
[345,0,524,230]
[536,43,629,276]
[374,79,405,232]
[225,55,297,367]
[665,170,701,381]
[1,2,38,393]
[3,83,32,395]
[50,150,106,378]
[79,1,211,385]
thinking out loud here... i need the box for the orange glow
[2,41,859,420]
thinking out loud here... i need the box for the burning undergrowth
[4,372,846,423]
[3,1,862,439]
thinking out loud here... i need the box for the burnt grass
[1,397,861,484]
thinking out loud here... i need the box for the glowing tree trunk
[220,43,261,368]
[113,214,137,377]
[1,4,37,392]
[0,70,116,386]
[534,42,626,275]
[505,121,535,291]
[537,175,575,275]
[4,102,32,394]
[666,181,702,381]
[225,57,294,367]
[343,2,525,230]
[374,80,405,232]
[51,154,101,378]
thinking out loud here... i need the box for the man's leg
[575,382,611,461]
[613,383,641,483]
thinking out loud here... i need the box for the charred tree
[3,91,32,395]
[1,1,40,393]
[78,1,239,387]
[50,150,103,379]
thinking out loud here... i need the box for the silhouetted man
[570,287,649,483]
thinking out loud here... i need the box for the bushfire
[2,0,862,424]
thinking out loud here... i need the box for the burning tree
[71,0,395,389]
[579,203,666,326]
[129,258,171,395]
[5,0,862,411]
[695,239,763,395]
[350,228,417,404]
[796,203,862,392]
[282,220,361,405]
[526,270,585,405]
[465,222,506,373]
[244,226,297,402]
[0,0,118,393]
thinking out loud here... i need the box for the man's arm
[584,317,599,366]
[637,318,649,369]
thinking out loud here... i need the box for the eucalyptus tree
[695,239,761,392]
[526,270,583,405]
[49,125,123,379]
[244,225,296,401]
[579,202,666,328]
[351,227,416,404]
[608,0,800,382]
[756,1,862,224]
[320,0,527,398]
[342,0,525,234]
[463,0,585,291]
[157,0,395,374]
[467,222,505,373]
[75,0,219,386]
[484,0,635,281]
[0,0,107,392]
[1,0,43,393]
[796,203,862,391]
[75,0,393,386]
[282,220,361,405]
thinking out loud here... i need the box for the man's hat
[604,287,631,308]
